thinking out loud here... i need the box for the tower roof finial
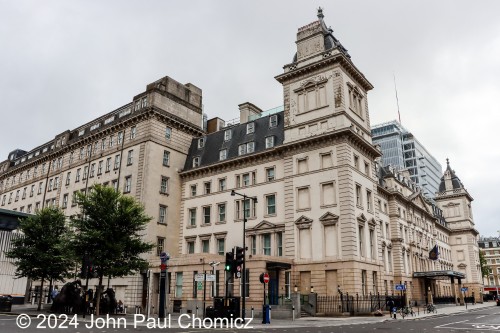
[317,7,324,20]
[446,158,449,166]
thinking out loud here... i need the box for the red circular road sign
[263,273,270,284]
[160,263,167,271]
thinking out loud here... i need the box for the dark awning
[266,261,291,270]
[413,270,465,280]
[0,208,31,231]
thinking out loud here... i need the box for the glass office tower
[372,120,442,198]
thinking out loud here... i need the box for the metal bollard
[196,306,199,318]
[251,307,254,319]
[292,305,295,321]
[124,305,127,314]
[269,306,272,322]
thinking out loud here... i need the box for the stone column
[451,277,458,305]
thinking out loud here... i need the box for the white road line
[435,320,469,328]
[476,315,486,318]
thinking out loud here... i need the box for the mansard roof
[183,111,284,171]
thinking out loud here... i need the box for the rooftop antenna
[393,72,401,124]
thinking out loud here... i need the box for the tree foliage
[70,184,154,314]
[6,207,73,310]
[479,250,492,277]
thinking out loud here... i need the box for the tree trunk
[37,279,44,311]
[95,275,103,316]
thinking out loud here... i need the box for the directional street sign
[461,287,468,292]
[395,284,406,291]
[194,273,205,282]
[205,274,216,282]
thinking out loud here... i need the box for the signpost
[395,284,406,291]
[159,252,170,318]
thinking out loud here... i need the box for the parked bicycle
[399,306,415,318]
[426,303,437,313]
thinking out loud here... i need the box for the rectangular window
[202,239,209,253]
[266,167,275,181]
[203,206,211,224]
[285,271,291,299]
[190,184,197,197]
[62,194,68,209]
[266,194,276,215]
[204,182,211,194]
[97,161,103,175]
[321,182,336,206]
[79,148,84,159]
[235,198,255,219]
[321,153,333,168]
[277,232,283,256]
[124,176,132,193]
[165,126,172,140]
[109,135,114,147]
[218,178,226,191]
[354,154,359,169]
[127,150,133,165]
[297,187,310,210]
[359,225,364,257]
[246,142,255,153]
[269,114,278,128]
[114,154,121,169]
[160,176,169,194]
[83,166,88,180]
[242,173,250,186]
[219,149,227,161]
[192,157,200,168]
[246,122,255,134]
[90,163,95,178]
[189,208,197,226]
[106,158,111,172]
[130,126,137,139]
[370,229,375,259]
[118,131,124,145]
[356,184,362,207]
[48,179,53,191]
[38,182,43,194]
[101,138,106,151]
[163,150,170,167]
[30,185,35,197]
[112,179,118,191]
[157,237,165,256]
[217,238,225,256]
[198,138,205,149]
[187,241,195,254]
[54,177,59,189]
[251,235,256,255]
[262,234,271,255]
[192,271,198,298]
[238,144,246,156]
[218,203,226,222]
[265,136,275,148]
[175,273,183,298]
[367,190,372,211]
[297,158,308,173]
[159,205,167,224]
[224,130,232,141]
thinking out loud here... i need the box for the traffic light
[225,250,235,272]
[235,246,245,269]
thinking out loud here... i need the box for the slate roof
[183,112,284,171]
[438,159,464,192]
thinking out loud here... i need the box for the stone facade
[0,11,482,313]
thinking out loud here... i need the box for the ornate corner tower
[435,159,482,292]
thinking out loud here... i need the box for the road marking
[477,315,486,318]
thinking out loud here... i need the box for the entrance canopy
[413,270,465,280]
[266,261,291,270]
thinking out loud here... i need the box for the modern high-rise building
[0,9,482,315]
[371,121,442,198]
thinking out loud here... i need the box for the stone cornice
[275,52,374,92]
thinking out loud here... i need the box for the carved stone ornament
[457,263,467,269]
[295,215,313,230]
[357,213,367,223]
[368,218,377,229]
[382,240,387,248]
[319,212,339,226]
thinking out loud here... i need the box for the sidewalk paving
[1,301,497,328]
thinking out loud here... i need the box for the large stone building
[0,10,482,314]
[478,236,500,297]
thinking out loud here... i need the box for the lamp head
[231,190,235,196]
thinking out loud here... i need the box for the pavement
[1,301,497,329]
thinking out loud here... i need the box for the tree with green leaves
[479,250,492,278]
[6,207,73,311]
[70,184,154,315]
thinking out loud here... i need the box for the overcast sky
[1,1,499,236]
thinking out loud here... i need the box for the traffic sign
[197,281,203,290]
[263,273,270,284]
[160,263,167,271]
[160,252,169,260]
[205,274,216,282]
[395,284,406,291]
[461,287,468,292]
[236,272,241,278]
[194,273,205,282]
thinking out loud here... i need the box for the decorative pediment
[368,217,377,229]
[252,220,275,230]
[457,263,467,269]
[357,213,367,223]
[295,215,313,229]
[410,193,431,214]
[319,212,339,226]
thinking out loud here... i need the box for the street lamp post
[231,189,257,321]
[209,261,220,298]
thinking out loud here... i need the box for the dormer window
[219,149,227,161]
[246,122,255,134]
[198,138,205,149]
[192,157,200,168]
[247,142,255,153]
[265,136,275,149]
[239,142,255,155]
[269,115,278,128]
[224,130,232,141]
